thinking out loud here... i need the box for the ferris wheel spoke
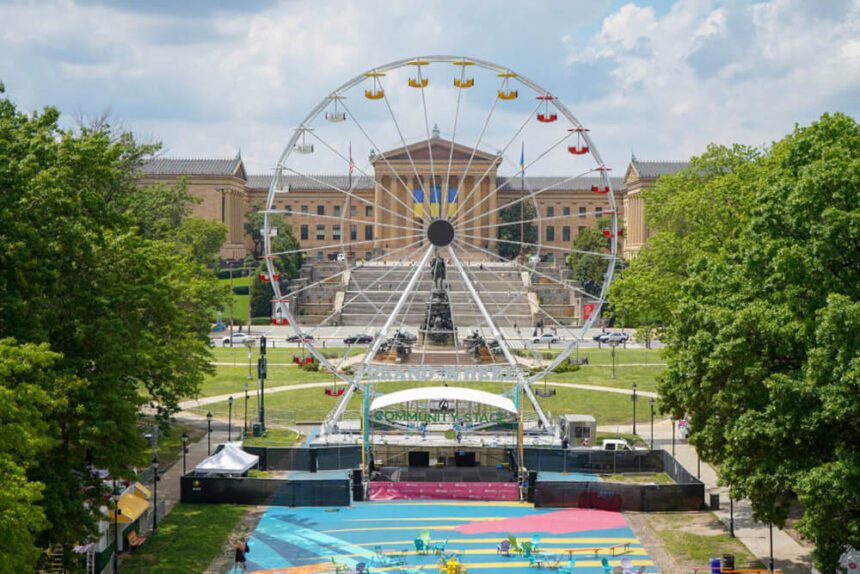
[454,131,576,227]
[275,238,426,302]
[339,97,426,221]
[461,208,616,233]
[302,241,427,335]
[452,98,543,225]
[263,208,419,236]
[267,232,420,258]
[460,239,609,302]
[439,63,469,223]
[281,167,417,228]
[414,64,441,222]
[456,232,610,259]
[304,128,418,223]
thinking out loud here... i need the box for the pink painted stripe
[368,481,520,501]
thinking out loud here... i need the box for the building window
[563,226,571,242]
[595,207,603,218]
[364,225,373,240]
[284,204,292,215]
[365,206,373,217]
[301,205,309,215]
[563,206,570,216]
[351,205,357,217]
[316,224,325,240]
[546,226,555,242]
[350,224,357,241]
[579,206,586,218]
[316,251,324,261]
[317,205,325,216]
[547,206,554,217]
[332,225,341,240]
[334,205,341,217]
[300,224,309,240]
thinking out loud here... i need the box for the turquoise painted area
[245,502,658,573]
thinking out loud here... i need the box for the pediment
[375,138,499,164]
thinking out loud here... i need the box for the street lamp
[206,411,213,455]
[181,431,188,475]
[769,522,774,571]
[228,396,234,442]
[151,454,160,532]
[631,383,638,436]
[114,504,122,573]
[649,398,655,450]
[671,417,676,456]
[244,383,249,437]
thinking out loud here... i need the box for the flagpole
[519,141,524,262]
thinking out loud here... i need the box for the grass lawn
[217,275,250,324]
[545,363,664,393]
[195,365,334,398]
[121,504,247,574]
[601,473,674,484]
[243,428,303,447]
[648,513,762,570]
[210,345,366,364]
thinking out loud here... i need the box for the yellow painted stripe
[317,536,640,545]
[315,560,655,571]
[314,548,650,559]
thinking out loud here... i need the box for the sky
[1,0,859,176]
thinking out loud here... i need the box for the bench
[127,530,147,550]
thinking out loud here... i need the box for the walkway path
[601,421,813,574]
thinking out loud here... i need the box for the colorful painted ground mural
[245,501,658,573]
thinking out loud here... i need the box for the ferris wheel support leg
[448,248,553,432]
[324,245,435,431]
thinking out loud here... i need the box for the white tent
[194,443,259,475]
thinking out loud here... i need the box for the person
[234,537,250,572]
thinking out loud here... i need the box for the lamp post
[769,522,774,572]
[228,396,234,442]
[152,454,159,532]
[244,383,249,437]
[631,383,638,436]
[671,418,676,457]
[649,398,655,450]
[206,411,213,455]
[114,504,122,573]
[729,495,735,537]
[181,431,188,475]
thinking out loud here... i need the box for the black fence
[530,450,705,512]
[241,446,361,471]
[180,475,351,506]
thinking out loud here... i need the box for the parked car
[221,332,256,347]
[594,438,634,451]
[287,333,315,343]
[344,333,374,345]
[533,333,560,344]
[593,331,630,344]
[394,330,417,344]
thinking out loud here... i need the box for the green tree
[568,217,611,295]
[629,113,859,571]
[497,200,537,259]
[0,84,224,561]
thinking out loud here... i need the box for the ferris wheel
[262,55,618,433]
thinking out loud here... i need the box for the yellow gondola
[452,60,475,66]
[408,78,429,88]
[454,78,474,88]
[408,60,430,66]
[365,71,385,100]
[498,71,518,100]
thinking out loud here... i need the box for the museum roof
[139,157,247,179]
[631,159,690,179]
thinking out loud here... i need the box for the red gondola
[568,127,590,155]
[591,185,610,194]
[260,273,280,282]
[271,317,289,325]
[602,229,622,238]
[536,95,557,123]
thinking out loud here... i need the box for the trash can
[710,492,720,510]
[721,553,735,572]
[252,422,263,437]
[709,557,721,574]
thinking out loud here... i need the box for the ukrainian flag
[412,188,424,218]
[429,186,441,218]
[447,187,458,217]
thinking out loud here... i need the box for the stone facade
[139,145,689,262]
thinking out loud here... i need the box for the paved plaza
[245,501,657,573]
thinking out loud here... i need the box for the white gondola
[294,128,314,154]
[326,95,347,122]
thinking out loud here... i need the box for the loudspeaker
[408,451,430,467]
[454,451,476,467]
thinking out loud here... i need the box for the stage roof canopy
[369,386,517,415]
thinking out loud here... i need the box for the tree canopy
[0,85,225,568]
[497,199,537,259]
[614,113,859,570]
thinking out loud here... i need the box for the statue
[430,255,446,290]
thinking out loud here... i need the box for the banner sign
[361,364,520,382]
[369,481,519,501]
[582,303,596,321]
[373,409,511,424]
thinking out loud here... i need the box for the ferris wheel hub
[427,219,455,247]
